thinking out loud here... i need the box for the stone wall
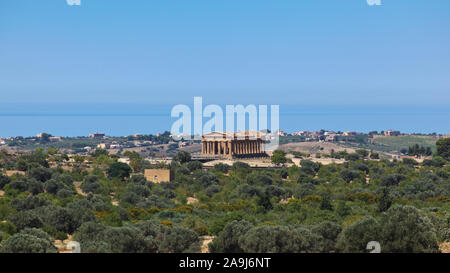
[144,169,171,183]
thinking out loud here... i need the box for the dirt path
[200,236,215,253]
[440,242,450,253]
[73,182,87,196]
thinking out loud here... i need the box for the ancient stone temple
[201,131,265,158]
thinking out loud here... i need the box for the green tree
[271,150,287,164]
[129,157,144,173]
[123,151,140,159]
[28,167,52,182]
[320,195,333,211]
[436,138,450,160]
[380,206,439,253]
[0,231,57,253]
[336,216,381,253]
[46,147,58,155]
[214,163,230,173]
[356,149,369,158]
[186,161,203,172]
[238,225,321,253]
[0,174,11,190]
[173,151,191,164]
[311,221,342,253]
[91,149,109,158]
[158,227,200,253]
[378,187,392,212]
[335,201,351,218]
[8,211,44,231]
[107,162,132,180]
[340,169,361,183]
[209,220,253,253]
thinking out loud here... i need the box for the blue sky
[1,0,449,105]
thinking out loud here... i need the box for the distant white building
[343,131,359,136]
[292,131,311,136]
[89,133,105,139]
[325,134,338,142]
[384,130,401,137]
[97,143,110,149]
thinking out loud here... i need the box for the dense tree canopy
[0,142,449,253]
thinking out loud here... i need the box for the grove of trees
[0,139,449,253]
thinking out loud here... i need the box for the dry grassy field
[279,141,356,155]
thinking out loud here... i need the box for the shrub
[214,163,230,173]
[107,162,132,180]
[311,221,342,253]
[0,229,56,253]
[238,225,321,253]
[8,211,44,231]
[173,151,191,164]
[209,220,253,253]
[336,216,381,253]
[380,206,439,253]
[158,227,200,253]
[186,161,203,172]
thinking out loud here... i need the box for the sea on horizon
[0,104,449,138]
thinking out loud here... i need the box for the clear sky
[1,0,449,106]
